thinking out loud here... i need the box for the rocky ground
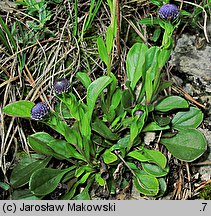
[170,30,211,199]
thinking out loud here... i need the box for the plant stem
[107,58,111,77]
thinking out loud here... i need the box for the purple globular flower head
[31,102,50,120]
[53,78,70,95]
[158,4,179,21]
[134,110,144,116]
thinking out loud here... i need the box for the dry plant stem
[156,130,162,147]
[35,39,47,64]
[0,76,19,88]
[172,86,205,109]
[24,65,45,102]
[194,179,211,193]
[175,171,183,199]
[114,150,145,189]
[124,17,148,44]
[80,12,88,42]
[185,162,192,199]
[191,161,211,166]
[175,0,209,43]
[114,151,136,175]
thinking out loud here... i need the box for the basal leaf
[144,46,160,80]
[142,148,167,169]
[11,189,41,200]
[143,122,170,132]
[95,173,105,186]
[30,168,71,196]
[145,67,153,103]
[97,36,109,65]
[160,129,207,162]
[155,96,189,112]
[142,163,169,177]
[0,181,10,191]
[129,112,147,148]
[10,155,51,188]
[126,43,148,90]
[133,173,159,196]
[73,175,94,200]
[155,178,167,198]
[121,89,133,109]
[110,135,130,151]
[102,149,118,164]
[79,111,91,138]
[28,132,56,155]
[73,184,90,200]
[3,101,35,118]
[48,140,85,161]
[127,150,148,162]
[106,25,114,54]
[92,118,119,140]
[172,107,204,130]
[75,166,93,178]
[63,173,93,200]
[110,88,122,110]
[61,178,79,200]
[158,49,171,68]
[87,76,112,118]
[154,116,171,127]
[76,72,91,89]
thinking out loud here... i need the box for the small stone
[144,132,156,145]
[184,83,194,96]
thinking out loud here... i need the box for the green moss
[199,184,211,200]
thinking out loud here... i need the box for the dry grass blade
[194,179,211,193]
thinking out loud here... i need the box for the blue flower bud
[31,102,50,120]
[158,4,179,21]
[53,78,70,95]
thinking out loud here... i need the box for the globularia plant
[3,2,207,199]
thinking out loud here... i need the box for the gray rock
[170,34,211,93]
[197,128,211,179]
